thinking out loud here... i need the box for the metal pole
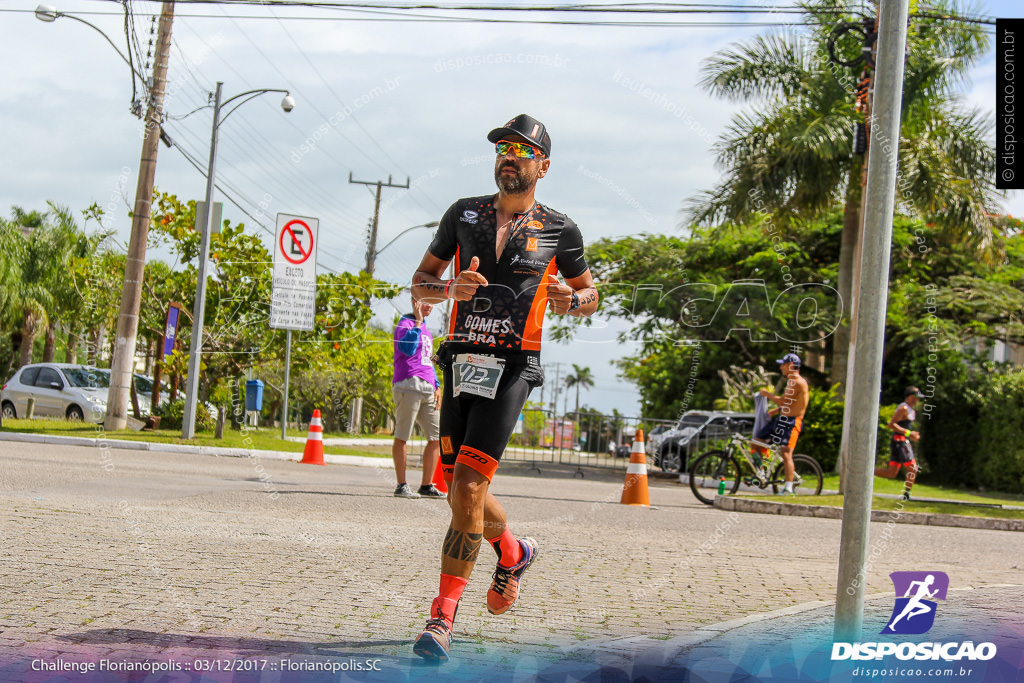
[834,0,909,641]
[182,81,222,439]
[105,1,175,431]
[281,329,292,439]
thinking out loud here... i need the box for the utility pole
[548,362,565,417]
[347,172,408,433]
[349,172,410,276]
[834,0,909,642]
[105,1,175,431]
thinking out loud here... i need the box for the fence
[407,410,754,477]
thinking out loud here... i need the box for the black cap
[487,114,551,157]
[776,352,802,367]
[905,386,924,398]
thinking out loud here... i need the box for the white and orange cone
[620,428,650,506]
[300,409,326,465]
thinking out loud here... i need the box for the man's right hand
[451,256,488,301]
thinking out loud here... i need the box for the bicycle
[688,432,824,505]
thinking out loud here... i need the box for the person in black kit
[409,114,598,662]
[875,386,924,501]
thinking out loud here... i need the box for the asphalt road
[0,441,1021,681]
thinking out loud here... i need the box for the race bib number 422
[452,354,505,399]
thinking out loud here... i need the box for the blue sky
[1,0,1020,417]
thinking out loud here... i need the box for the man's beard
[494,163,535,194]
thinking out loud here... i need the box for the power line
[8,6,996,29]
[169,131,364,272]
[266,5,445,216]
[159,50,387,272]
[169,21,390,218]
[170,16,443,243]
[86,0,1000,25]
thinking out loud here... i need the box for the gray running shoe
[394,483,420,498]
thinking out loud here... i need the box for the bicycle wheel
[689,450,741,506]
[771,454,824,495]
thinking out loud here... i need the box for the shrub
[976,371,1024,494]
[155,398,216,432]
[918,365,1024,494]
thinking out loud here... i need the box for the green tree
[0,219,25,377]
[589,213,1024,426]
[41,203,112,363]
[588,214,841,418]
[146,190,397,433]
[6,207,53,367]
[689,0,1000,389]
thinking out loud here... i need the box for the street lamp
[35,4,147,84]
[373,221,440,260]
[181,82,294,439]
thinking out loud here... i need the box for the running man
[757,352,809,495]
[409,114,599,662]
[875,386,923,501]
[885,574,938,632]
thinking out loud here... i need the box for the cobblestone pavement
[0,442,1021,681]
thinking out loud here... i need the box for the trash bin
[245,380,264,412]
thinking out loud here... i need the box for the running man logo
[882,571,949,635]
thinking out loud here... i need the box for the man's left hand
[433,386,442,410]
[545,274,575,315]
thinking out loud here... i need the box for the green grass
[0,419,390,458]
[821,473,1024,506]
[748,493,1024,520]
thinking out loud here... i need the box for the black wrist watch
[568,291,580,311]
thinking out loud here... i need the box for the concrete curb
[0,430,394,468]
[712,494,1024,532]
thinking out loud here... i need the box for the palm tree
[564,364,595,417]
[0,219,25,377]
[688,0,999,388]
[6,207,53,367]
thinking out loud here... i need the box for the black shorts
[437,351,543,483]
[890,438,915,465]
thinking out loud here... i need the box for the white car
[1,364,111,422]
[1,364,166,422]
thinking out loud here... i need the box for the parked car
[644,424,673,457]
[1,364,167,423]
[652,410,756,473]
[1,364,111,422]
[91,369,168,417]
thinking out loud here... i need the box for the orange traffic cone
[431,457,448,494]
[300,409,326,465]
[620,428,650,506]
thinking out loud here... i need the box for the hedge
[921,368,1024,494]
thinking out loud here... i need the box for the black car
[653,410,756,472]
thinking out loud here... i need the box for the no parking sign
[270,213,319,331]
